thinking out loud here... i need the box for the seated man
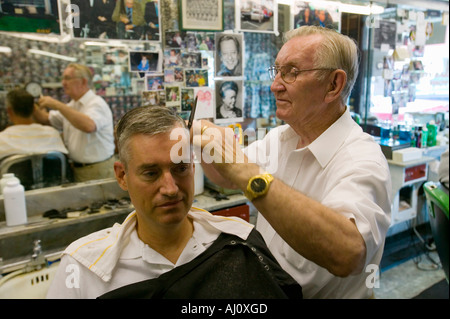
[46,105,302,299]
[0,88,68,160]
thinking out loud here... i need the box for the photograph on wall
[374,20,397,50]
[164,48,182,67]
[214,33,243,77]
[194,87,215,119]
[165,84,181,108]
[293,1,340,31]
[181,88,195,112]
[185,69,209,87]
[214,79,243,124]
[145,74,164,90]
[237,0,277,33]
[69,0,160,41]
[181,52,203,68]
[128,50,161,73]
[180,0,223,31]
[142,90,165,106]
[0,0,61,34]
[165,30,186,48]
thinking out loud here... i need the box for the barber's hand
[192,120,248,176]
[38,96,61,110]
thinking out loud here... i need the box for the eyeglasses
[268,65,336,84]
[62,76,81,81]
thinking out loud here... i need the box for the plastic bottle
[3,179,28,226]
[0,173,20,195]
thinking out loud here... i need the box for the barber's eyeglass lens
[268,66,297,83]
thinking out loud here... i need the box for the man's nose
[160,171,179,196]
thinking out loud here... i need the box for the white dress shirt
[246,109,392,298]
[0,123,68,160]
[46,208,254,299]
[48,90,115,163]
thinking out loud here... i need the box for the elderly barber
[33,63,115,182]
[194,26,391,298]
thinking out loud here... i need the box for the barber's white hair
[284,26,359,103]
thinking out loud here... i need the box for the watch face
[250,178,267,193]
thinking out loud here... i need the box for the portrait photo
[128,50,161,73]
[164,49,182,68]
[214,79,244,124]
[214,33,243,77]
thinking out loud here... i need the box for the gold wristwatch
[245,173,274,201]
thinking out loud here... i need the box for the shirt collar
[73,89,94,107]
[308,109,354,168]
[280,109,354,168]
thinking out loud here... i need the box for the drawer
[404,164,427,183]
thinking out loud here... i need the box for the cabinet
[388,156,434,225]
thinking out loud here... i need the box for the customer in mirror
[46,106,302,299]
[193,26,392,298]
[0,88,68,160]
[33,63,115,182]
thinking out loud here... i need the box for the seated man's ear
[114,161,128,191]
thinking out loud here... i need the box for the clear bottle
[3,179,28,226]
[0,173,20,195]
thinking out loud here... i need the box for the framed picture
[128,50,161,73]
[214,79,244,124]
[179,0,224,31]
[214,33,243,77]
[237,0,277,34]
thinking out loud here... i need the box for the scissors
[187,95,198,130]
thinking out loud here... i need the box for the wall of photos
[0,0,287,131]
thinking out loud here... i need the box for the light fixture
[0,46,12,54]
[339,3,384,15]
[27,49,77,62]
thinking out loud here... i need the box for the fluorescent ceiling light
[28,49,77,62]
[84,41,127,47]
[339,3,384,15]
[0,32,72,43]
[0,46,12,54]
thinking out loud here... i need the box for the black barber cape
[98,229,303,299]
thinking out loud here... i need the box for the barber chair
[423,181,449,282]
[0,152,70,191]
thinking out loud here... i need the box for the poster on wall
[214,79,243,124]
[293,1,340,31]
[69,0,160,41]
[180,0,223,31]
[0,0,61,34]
[237,0,277,34]
[214,33,243,77]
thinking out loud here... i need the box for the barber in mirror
[33,63,115,182]
[193,26,392,298]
